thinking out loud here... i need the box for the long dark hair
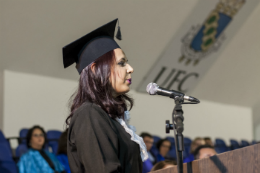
[66,50,133,125]
[26,125,47,149]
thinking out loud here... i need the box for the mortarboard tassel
[116,26,122,40]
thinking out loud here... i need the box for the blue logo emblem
[180,0,245,66]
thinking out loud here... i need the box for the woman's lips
[126,78,132,84]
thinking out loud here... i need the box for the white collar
[116,111,148,162]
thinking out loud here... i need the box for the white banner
[137,0,258,94]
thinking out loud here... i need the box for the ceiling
[1,0,260,107]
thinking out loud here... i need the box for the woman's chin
[124,87,130,93]
[116,88,130,96]
[124,86,131,93]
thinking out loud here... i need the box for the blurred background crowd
[0,126,257,173]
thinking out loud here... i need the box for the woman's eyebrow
[119,57,128,62]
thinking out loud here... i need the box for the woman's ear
[91,63,96,73]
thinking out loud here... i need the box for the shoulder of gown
[67,102,121,173]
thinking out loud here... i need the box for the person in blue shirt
[17,125,65,173]
[140,132,155,173]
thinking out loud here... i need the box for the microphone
[146,83,200,103]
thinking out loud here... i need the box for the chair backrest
[167,147,177,160]
[230,139,240,150]
[153,136,161,145]
[241,140,250,147]
[47,130,62,140]
[165,137,177,159]
[0,161,18,173]
[150,146,159,158]
[252,140,257,145]
[215,138,226,145]
[166,136,175,145]
[152,135,161,154]
[19,128,28,144]
[183,137,192,158]
[47,130,62,154]
[0,130,6,142]
[0,143,13,162]
[215,138,229,153]
[15,144,28,158]
[184,137,192,145]
[0,142,18,173]
[0,130,12,155]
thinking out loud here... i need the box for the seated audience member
[183,137,205,163]
[17,125,65,173]
[194,145,217,159]
[151,160,176,172]
[156,139,172,162]
[204,137,214,147]
[140,132,155,173]
[57,129,71,173]
[140,132,156,163]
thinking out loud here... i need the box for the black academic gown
[67,102,142,173]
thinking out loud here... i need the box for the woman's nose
[127,64,134,74]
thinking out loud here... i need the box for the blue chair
[183,137,192,158]
[214,138,229,153]
[165,137,177,159]
[0,130,5,142]
[0,131,18,173]
[151,135,161,157]
[166,137,191,159]
[0,130,12,154]
[230,139,240,150]
[166,136,175,145]
[150,146,159,159]
[15,144,28,158]
[153,136,161,146]
[184,137,192,145]
[0,143,18,173]
[47,130,62,154]
[167,147,177,160]
[252,140,257,145]
[241,140,249,147]
[19,129,28,144]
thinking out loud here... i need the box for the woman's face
[111,48,134,95]
[30,128,45,150]
[160,141,171,157]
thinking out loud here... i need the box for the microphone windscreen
[146,83,158,95]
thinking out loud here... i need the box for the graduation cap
[63,18,122,74]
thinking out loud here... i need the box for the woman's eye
[118,61,126,66]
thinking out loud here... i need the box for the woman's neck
[160,152,167,157]
[31,144,42,150]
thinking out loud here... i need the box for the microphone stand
[166,96,184,173]
[146,82,200,173]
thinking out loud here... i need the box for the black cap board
[62,18,121,74]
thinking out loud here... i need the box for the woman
[156,139,172,162]
[17,125,65,173]
[57,130,71,173]
[63,19,148,173]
